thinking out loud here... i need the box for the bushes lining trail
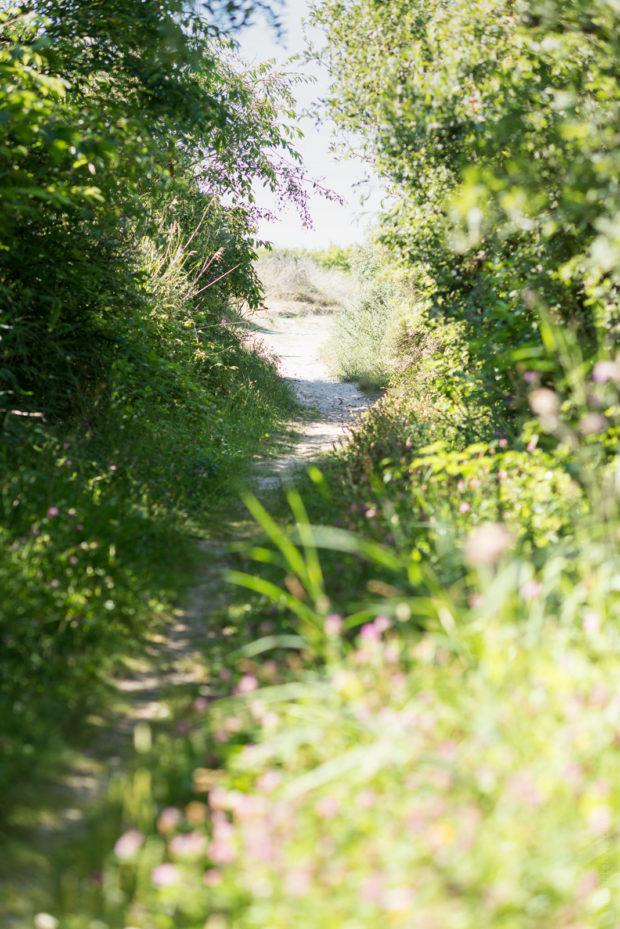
[0,2,302,818]
[7,1,620,927]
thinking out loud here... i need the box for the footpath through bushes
[9,1,620,928]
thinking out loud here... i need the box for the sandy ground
[251,309,373,488]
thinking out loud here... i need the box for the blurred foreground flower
[579,413,607,436]
[34,915,58,929]
[464,522,511,567]
[325,613,343,635]
[592,359,620,384]
[114,829,144,860]
[151,863,180,887]
[529,388,560,430]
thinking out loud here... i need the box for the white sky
[237,0,383,248]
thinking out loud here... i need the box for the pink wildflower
[521,579,542,600]
[151,863,180,887]
[592,360,620,384]
[209,838,235,864]
[204,869,222,887]
[170,831,206,857]
[114,829,144,860]
[236,673,258,694]
[357,789,376,809]
[316,796,340,818]
[157,807,182,835]
[47,506,59,518]
[325,613,343,635]
[583,612,601,636]
[360,622,381,642]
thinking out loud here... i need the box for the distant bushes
[256,250,355,315]
[312,0,620,414]
[327,247,393,389]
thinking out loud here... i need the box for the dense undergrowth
[10,1,620,928]
[0,1,301,813]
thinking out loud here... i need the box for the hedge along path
[2,303,373,928]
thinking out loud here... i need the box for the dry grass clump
[256,251,355,316]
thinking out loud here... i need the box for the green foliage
[0,0,304,811]
[0,1,307,419]
[8,3,620,927]
[329,246,394,389]
[37,438,620,927]
[303,243,357,272]
[89,619,620,929]
[310,0,620,408]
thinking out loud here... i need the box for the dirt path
[251,309,373,488]
[110,308,373,727]
[115,308,373,725]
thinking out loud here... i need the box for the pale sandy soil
[251,309,373,488]
[112,308,373,726]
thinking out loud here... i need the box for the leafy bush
[310,0,620,411]
[328,247,394,389]
[0,1,304,811]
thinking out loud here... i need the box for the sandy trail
[98,310,373,729]
[252,310,372,487]
[102,310,372,728]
